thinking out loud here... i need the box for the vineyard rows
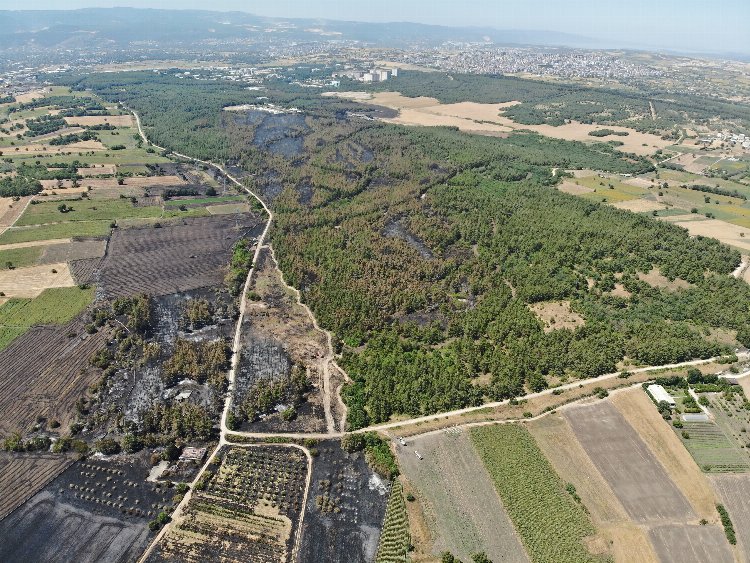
[375,480,410,563]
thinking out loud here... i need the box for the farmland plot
[649,524,733,563]
[0,452,74,521]
[0,456,173,563]
[97,214,264,298]
[397,429,529,563]
[298,439,389,563]
[710,474,750,559]
[564,401,695,521]
[149,445,308,563]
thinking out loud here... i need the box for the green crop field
[0,245,44,269]
[470,424,606,563]
[0,220,112,245]
[0,285,95,350]
[164,195,245,207]
[16,198,162,226]
[375,480,410,563]
[572,175,649,204]
[677,421,750,473]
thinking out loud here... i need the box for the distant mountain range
[0,7,605,51]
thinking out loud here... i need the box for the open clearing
[0,262,75,298]
[637,267,693,291]
[564,401,695,521]
[528,300,585,332]
[558,181,594,195]
[528,413,659,563]
[612,199,667,213]
[63,114,134,127]
[340,91,670,155]
[395,429,528,563]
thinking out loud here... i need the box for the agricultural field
[0,451,75,521]
[396,429,529,562]
[149,445,308,562]
[0,455,174,563]
[297,439,389,563]
[375,480,410,563]
[710,474,750,558]
[471,424,605,562]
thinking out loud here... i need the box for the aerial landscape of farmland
[1,2,750,562]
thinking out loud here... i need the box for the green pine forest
[61,71,750,429]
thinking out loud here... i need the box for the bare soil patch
[0,452,74,521]
[528,413,658,563]
[39,239,107,264]
[529,300,585,332]
[649,524,733,563]
[63,115,134,127]
[363,92,669,155]
[98,214,263,299]
[564,401,695,522]
[558,181,595,195]
[613,199,667,213]
[637,267,693,290]
[207,202,251,215]
[396,430,529,563]
[77,164,117,176]
[610,389,719,520]
[671,218,750,252]
[0,262,75,298]
[0,196,31,233]
[624,177,655,188]
[609,283,632,298]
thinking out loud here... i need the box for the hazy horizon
[1,0,748,56]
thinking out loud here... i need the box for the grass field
[0,220,112,245]
[0,286,95,351]
[470,424,604,563]
[0,245,44,269]
[164,195,245,207]
[15,199,162,226]
[571,175,650,204]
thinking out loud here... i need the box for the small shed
[647,384,676,406]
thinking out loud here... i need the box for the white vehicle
[398,437,407,446]
[414,451,423,460]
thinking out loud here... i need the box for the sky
[3,0,749,55]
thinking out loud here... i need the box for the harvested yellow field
[13,89,49,103]
[612,199,667,213]
[6,141,106,155]
[558,181,594,195]
[63,115,134,127]
[671,218,750,252]
[0,262,76,298]
[77,164,117,176]
[528,300,584,332]
[345,92,670,155]
[0,197,31,235]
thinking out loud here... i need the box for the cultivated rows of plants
[375,480,410,563]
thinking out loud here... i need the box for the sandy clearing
[610,389,719,521]
[529,300,585,332]
[624,177,655,188]
[0,262,76,298]
[672,218,750,252]
[397,431,529,563]
[613,199,667,213]
[637,267,692,290]
[558,181,595,195]
[0,238,70,250]
[63,115,134,127]
[357,92,669,155]
[528,414,658,563]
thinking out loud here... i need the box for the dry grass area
[13,89,49,103]
[609,389,719,521]
[0,238,70,250]
[63,115,134,127]
[0,197,30,233]
[207,202,251,215]
[77,164,117,176]
[529,300,585,332]
[0,262,75,298]
[41,175,185,191]
[637,267,692,290]
[624,177,655,188]
[352,92,669,155]
[671,153,719,175]
[669,217,750,252]
[399,477,436,563]
[558,181,595,195]
[528,413,658,563]
[612,199,667,213]
[5,140,106,155]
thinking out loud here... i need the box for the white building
[647,384,675,406]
